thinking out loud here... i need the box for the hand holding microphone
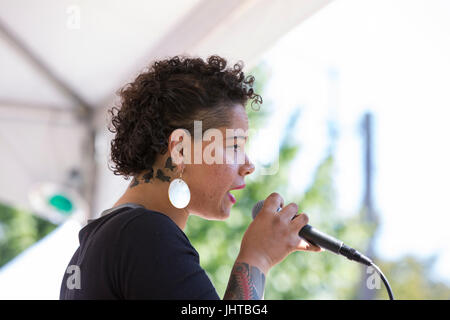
[236,192,322,275]
[239,192,394,299]
[252,200,373,266]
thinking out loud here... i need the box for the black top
[59,203,220,299]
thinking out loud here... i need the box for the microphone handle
[299,224,343,254]
[299,224,372,266]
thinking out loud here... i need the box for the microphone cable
[370,262,395,300]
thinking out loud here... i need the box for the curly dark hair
[107,55,262,180]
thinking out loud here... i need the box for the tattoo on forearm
[224,262,266,300]
[129,157,174,188]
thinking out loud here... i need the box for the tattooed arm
[223,252,270,300]
[223,261,266,300]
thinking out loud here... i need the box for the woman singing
[60,55,321,300]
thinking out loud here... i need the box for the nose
[239,154,255,176]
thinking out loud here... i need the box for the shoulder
[112,209,219,299]
[108,207,177,230]
[107,207,196,255]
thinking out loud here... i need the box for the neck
[113,174,189,231]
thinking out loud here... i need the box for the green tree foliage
[374,256,450,299]
[0,202,57,267]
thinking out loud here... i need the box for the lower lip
[227,192,236,204]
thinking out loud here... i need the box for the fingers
[290,214,323,252]
[269,200,320,252]
[290,212,309,231]
[296,238,323,252]
[262,194,306,227]
[278,202,299,222]
[261,192,284,214]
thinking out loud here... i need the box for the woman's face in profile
[184,104,255,220]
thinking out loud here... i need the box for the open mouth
[227,184,245,204]
[227,191,236,204]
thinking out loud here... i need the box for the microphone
[251,200,373,266]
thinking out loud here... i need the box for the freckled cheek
[190,164,235,201]
[214,164,236,184]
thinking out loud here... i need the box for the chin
[195,207,230,221]
[193,198,232,220]
[206,209,230,221]
[216,210,231,220]
[211,206,232,221]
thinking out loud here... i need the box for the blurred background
[0,0,449,299]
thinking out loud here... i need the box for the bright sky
[251,0,450,284]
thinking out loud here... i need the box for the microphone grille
[251,200,265,220]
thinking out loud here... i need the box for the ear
[168,129,191,166]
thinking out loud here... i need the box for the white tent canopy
[0,0,332,222]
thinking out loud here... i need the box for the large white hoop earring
[168,166,191,209]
